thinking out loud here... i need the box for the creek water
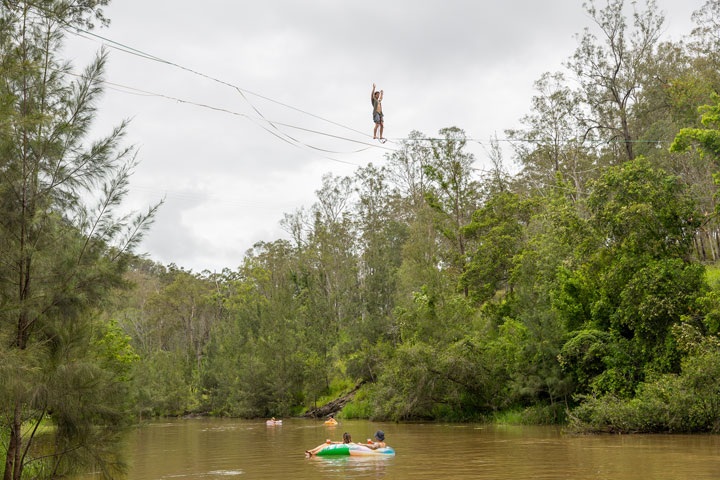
[78,418,720,479]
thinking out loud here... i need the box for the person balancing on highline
[371,83,385,142]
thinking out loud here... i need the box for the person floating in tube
[305,432,353,456]
[366,430,386,449]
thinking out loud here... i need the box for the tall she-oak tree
[0,2,158,478]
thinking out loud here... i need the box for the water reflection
[309,455,392,478]
[161,471,243,479]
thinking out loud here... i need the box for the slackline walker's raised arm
[371,83,385,143]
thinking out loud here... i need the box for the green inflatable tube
[316,444,395,456]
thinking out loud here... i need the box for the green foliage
[0,2,157,478]
[671,93,720,160]
[423,127,480,285]
[106,132,717,432]
[493,404,566,425]
[587,158,698,260]
[555,159,704,397]
[570,326,720,433]
[665,75,716,126]
[132,351,196,417]
[568,0,665,162]
[338,387,375,420]
[560,330,639,396]
[462,192,535,302]
[94,320,139,382]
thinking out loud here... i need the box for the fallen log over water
[301,380,366,418]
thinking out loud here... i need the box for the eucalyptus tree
[568,0,665,163]
[347,164,406,380]
[293,173,360,400]
[669,94,720,261]
[385,130,433,214]
[690,0,720,81]
[506,72,597,198]
[205,241,305,417]
[0,2,158,478]
[424,127,481,295]
[146,270,220,369]
[384,131,443,317]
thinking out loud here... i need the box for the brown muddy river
[79,418,720,479]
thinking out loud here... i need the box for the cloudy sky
[62,0,706,272]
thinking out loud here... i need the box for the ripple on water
[204,426,256,432]
[309,455,395,478]
[162,470,244,479]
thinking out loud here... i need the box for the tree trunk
[302,381,366,418]
[620,113,634,162]
[4,403,23,480]
[707,230,716,261]
[697,235,707,262]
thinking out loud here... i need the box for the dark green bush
[570,327,720,433]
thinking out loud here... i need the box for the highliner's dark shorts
[373,111,384,124]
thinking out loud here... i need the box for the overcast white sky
[62,0,706,272]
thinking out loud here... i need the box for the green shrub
[492,408,524,425]
[493,404,566,425]
[570,327,720,433]
[341,397,374,419]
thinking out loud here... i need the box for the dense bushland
[100,1,720,434]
